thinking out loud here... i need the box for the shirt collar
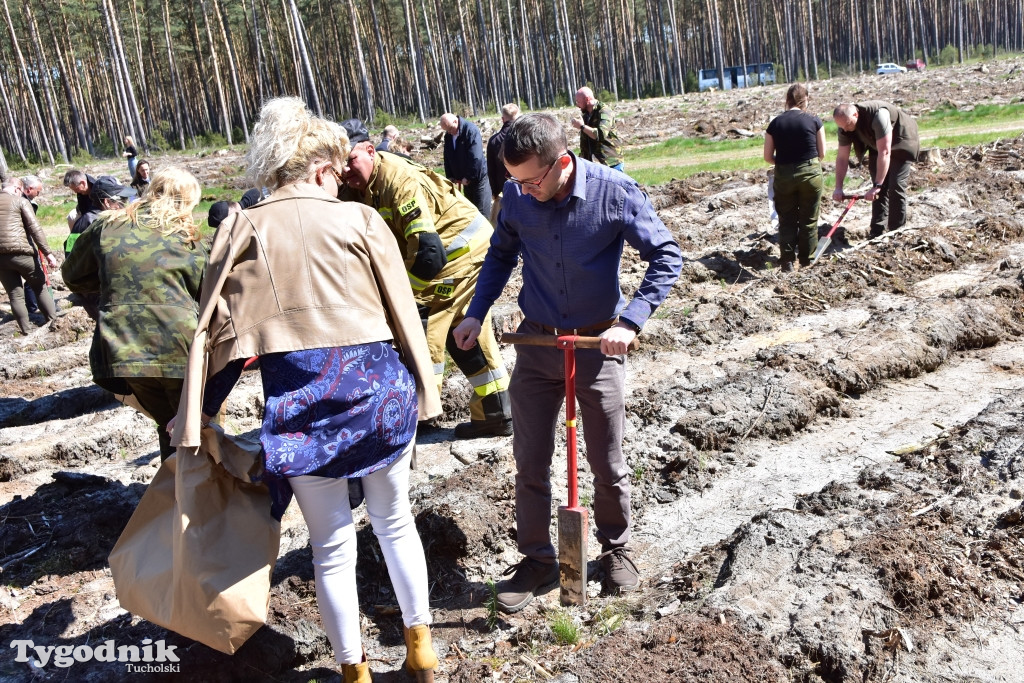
[561,151,588,205]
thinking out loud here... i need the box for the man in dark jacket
[65,176,135,319]
[63,169,100,231]
[440,113,491,217]
[486,103,521,225]
[66,176,135,256]
[832,101,920,238]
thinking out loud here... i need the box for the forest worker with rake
[453,113,682,611]
[832,101,920,238]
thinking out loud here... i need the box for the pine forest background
[1,0,1022,170]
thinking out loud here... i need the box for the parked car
[876,62,908,74]
[906,59,926,71]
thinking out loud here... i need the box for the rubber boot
[403,624,438,682]
[341,652,371,683]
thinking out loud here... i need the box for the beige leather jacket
[172,183,441,449]
[0,193,53,257]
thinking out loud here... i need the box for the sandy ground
[2,59,1024,682]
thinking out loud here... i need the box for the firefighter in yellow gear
[339,119,512,438]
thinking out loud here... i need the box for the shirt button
[554,235,559,240]
[556,263,561,267]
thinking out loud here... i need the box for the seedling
[485,579,499,631]
[592,603,627,635]
[548,609,579,645]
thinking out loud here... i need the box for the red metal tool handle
[37,249,50,287]
[502,333,640,509]
[822,196,859,242]
[563,341,578,507]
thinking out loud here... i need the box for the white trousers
[289,442,430,665]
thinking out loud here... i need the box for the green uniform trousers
[773,159,823,266]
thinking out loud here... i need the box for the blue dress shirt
[466,154,681,330]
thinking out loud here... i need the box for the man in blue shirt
[453,113,681,612]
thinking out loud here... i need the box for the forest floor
[3,59,1024,682]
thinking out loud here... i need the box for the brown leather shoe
[453,418,513,439]
[495,558,560,613]
[598,546,639,594]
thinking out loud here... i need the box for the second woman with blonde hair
[62,166,208,459]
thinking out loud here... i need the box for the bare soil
[3,60,1024,682]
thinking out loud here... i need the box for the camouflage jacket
[580,101,622,166]
[61,212,208,391]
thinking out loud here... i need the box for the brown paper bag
[109,425,280,654]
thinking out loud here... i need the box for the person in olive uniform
[832,101,920,238]
[572,86,623,171]
[339,119,513,439]
[764,83,825,270]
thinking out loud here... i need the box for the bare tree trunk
[258,0,286,93]
[197,0,233,143]
[214,0,251,139]
[103,0,148,151]
[1,0,55,164]
[402,0,426,121]
[806,0,819,79]
[161,0,190,148]
[365,0,396,115]
[957,0,964,63]
[345,0,373,119]
[455,0,476,112]
[126,0,156,137]
[0,69,27,162]
[707,0,726,89]
[24,3,70,161]
[731,0,748,86]
[822,0,833,76]
[55,0,95,154]
[288,0,321,115]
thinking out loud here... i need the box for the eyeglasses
[321,164,343,185]
[509,153,567,188]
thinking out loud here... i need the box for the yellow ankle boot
[341,654,371,683]
[403,624,438,682]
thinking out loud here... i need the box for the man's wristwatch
[873,182,884,188]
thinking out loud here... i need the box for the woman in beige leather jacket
[171,98,441,682]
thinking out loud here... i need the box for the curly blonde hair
[247,97,350,190]
[119,166,202,244]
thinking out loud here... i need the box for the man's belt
[531,318,618,336]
